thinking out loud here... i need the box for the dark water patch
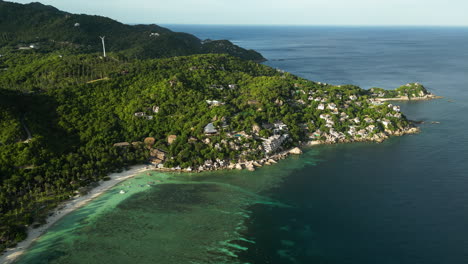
[117,183,219,213]
[238,204,339,264]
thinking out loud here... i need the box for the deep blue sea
[15,26,468,264]
[166,25,468,264]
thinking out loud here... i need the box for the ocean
[15,26,468,264]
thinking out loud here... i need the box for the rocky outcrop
[235,164,244,170]
[245,162,255,171]
[151,123,422,174]
[289,147,303,155]
[309,125,420,146]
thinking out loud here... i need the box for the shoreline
[0,164,149,264]
[151,125,421,174]
[375,94,443,101]
[0,125,421,263]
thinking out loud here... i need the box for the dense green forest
[0,51,414,251]
[0,0,423,254]
[0,0,265,61]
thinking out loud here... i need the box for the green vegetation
[0,1,265,61]
[394,83,429,98]
[0,0,422,253]
[0,51,414,250]
[370,82,429,98]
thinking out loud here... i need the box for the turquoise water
[17,26,468,263]
[15,151,321,264]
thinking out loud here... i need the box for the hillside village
[0,50,438,253]
[0,0,443,254]
[115,79,428,172]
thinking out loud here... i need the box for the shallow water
[17,26,468,263]
[15,151,321,264]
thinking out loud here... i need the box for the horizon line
[131,23,468,28]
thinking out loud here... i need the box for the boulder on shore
[245,162,255,171]
[289,147,303,155]
[235,164,244,170]
[253,161,262,167]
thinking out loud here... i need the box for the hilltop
[0,1,265,61]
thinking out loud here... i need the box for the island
[0,0,440,255]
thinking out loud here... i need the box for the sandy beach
[0,164,149,264]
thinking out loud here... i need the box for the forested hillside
[0,1,265,61]
[0,52,416,251]
[0,0,422,254]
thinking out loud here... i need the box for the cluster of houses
[118,83,410,171]
[133,105,160,120]
[316,113,397,142]
[260,121,288,135]
[200,119,290,156]
[299,86,406,144]
[198,159,227,171]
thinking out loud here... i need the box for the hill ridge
[0,0,265,61]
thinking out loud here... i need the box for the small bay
[17,26,468,263]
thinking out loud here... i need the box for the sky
[11,0,468,26]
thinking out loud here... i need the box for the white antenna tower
[99,36,106,57]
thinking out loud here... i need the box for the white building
[262,134,288,154]
[381,119,391,127]
[206,100,224,106]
